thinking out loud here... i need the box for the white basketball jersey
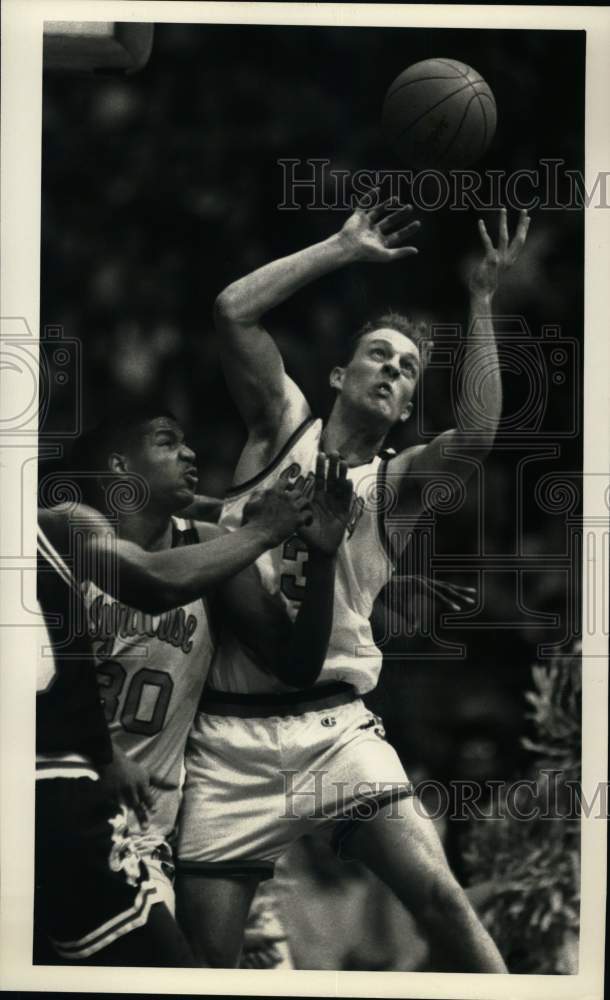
[208,418,394,696]
[82,518,214,834]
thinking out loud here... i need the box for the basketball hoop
[43,21,154,75]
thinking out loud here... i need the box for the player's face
[121,417,199,511]
[332,328,421,427]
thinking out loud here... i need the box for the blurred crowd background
[40,23,584,881]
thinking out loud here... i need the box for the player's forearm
[44,504,276,613]
[178,493,223,524]
[104,527,275,613]
[458,291,502,447]
[273,552,337,688]
[215,233,354,325]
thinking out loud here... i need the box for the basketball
[382,58,497,169]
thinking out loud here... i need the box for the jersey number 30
[97,660,173,737]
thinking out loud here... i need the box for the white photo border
[1,2,608,997]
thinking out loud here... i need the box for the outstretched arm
[179,492,223,523]
[371,575,477,639]
[387,208,531,520]
[215,196,421,452]
[278,453,353,686]
[217,454,354,688]
[38,482,311,615]
[219,549,338,689]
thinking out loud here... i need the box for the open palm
[298,453,354,555]
[469,207,530,298]
[339,192,421,263]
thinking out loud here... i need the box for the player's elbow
[213,288,235,322]
[146,594,178,615]
[295,664,320,687]
[271,630,323,689]
[277,652,324,689]
[276,667,319,690]
[214,286,252,327]
[132,574,185,615]
[456,392,501,455]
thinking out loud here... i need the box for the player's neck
[323,406,388,466]
[116,508,174,551]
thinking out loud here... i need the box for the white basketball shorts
[131,830,176,915]
[176,682,413,880]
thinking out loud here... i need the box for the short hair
[340,311,428,367]
[69,404,177,510]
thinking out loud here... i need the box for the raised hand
[338,191,422,263]
[298,452,354,556]
[409,575,477,613]
[373,575,478,636]
[469,207,531,299]
[243,479,312,547]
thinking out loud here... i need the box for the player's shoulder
[385,443,427,474]
[39,503,113,551]
[231,403,318,492]
[283,374,312,427]
[38,505,66,542]
[255,378,313,457]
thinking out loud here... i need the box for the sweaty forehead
[360,328,419,359]
[138,416,183,442]
[148,416,180,432]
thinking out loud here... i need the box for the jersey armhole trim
[37,526,79,596]
[171,517,199,547]
[225,416,317,499]
[171,517,210,622]
[376,459,397,570]
[376,446,422,565]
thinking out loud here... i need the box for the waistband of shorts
[197,681,358,718]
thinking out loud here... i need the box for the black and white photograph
[0,2,608,996]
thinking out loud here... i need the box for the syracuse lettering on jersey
[277,462,365,539]
[88,593,198,656]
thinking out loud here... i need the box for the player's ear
[329,366,345,391]
[399,402,413,423]
[108,451,128,474]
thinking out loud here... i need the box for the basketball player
[36,467,331,967]
[36,506,198,966]
[70,407,353,927]
[176,198,530,970]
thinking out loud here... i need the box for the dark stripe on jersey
[225,417,316,499]
[171,516,212,632]
[37,527,113,768]
[37,527,81,596]
[171,519,199,548]
[36,759,93,770]
[376,459,395,565]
